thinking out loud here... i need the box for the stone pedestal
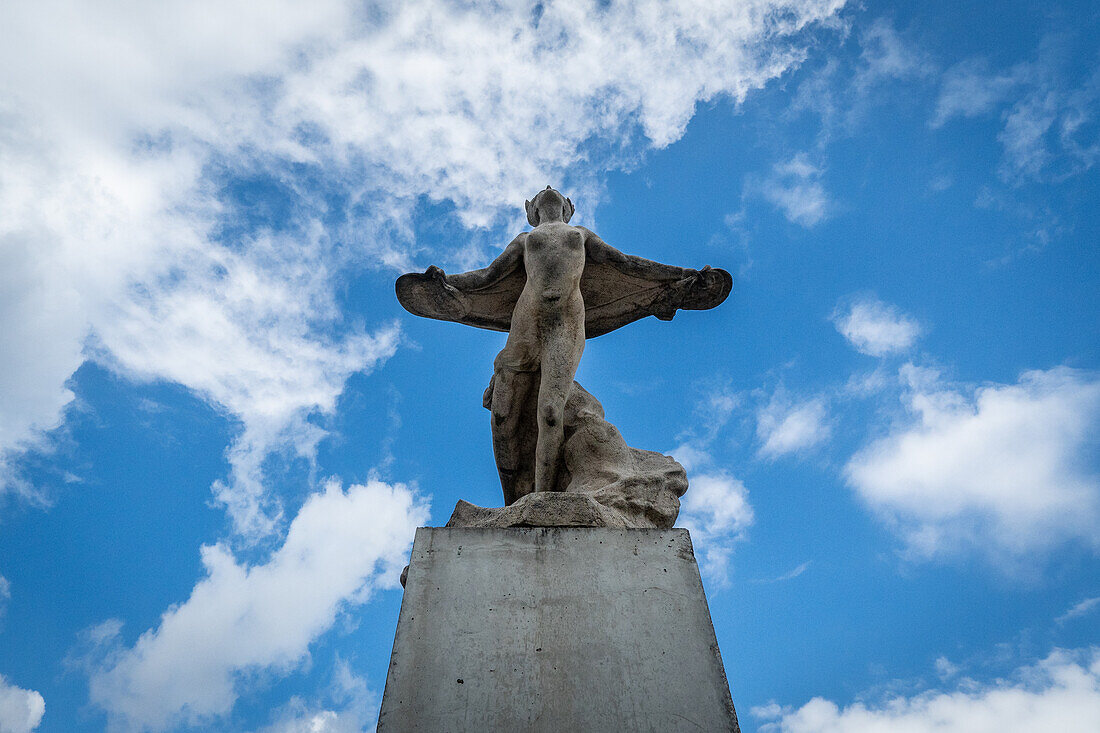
[377,527,739,732]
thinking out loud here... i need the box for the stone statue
[396,187,731,528]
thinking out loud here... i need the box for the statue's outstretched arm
[443,234,526,290]
[580,228,696,281]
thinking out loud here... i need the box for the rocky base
[470,380,689,528]
[446,491,636,529]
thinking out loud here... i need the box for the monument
[379,188,739,731]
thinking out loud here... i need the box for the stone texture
[557,381,687,527]
[395,187,730,515]
[377,528,740,733]
[447,492,632,528]
[448,381,688,529]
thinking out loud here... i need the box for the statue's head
[525,186,574,227]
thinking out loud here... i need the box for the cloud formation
[757,389,831,458]
[673,385,754,584]
[845,365,1100,565]
[259,658,376,733]
[756,154,831,227]
[833,296,921,357]
[754,647,1100,733]
[678,471,755,585]
[789,18,933,142]
[0,0,849,530]
[0,675,44,733]
[933,41,1100,182]
[0,0,401,534]
[1057,597,1100,625]
[88,479,428,731]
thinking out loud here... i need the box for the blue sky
[1,0,1098,731]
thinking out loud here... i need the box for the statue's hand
[425,264,464,298]
[685,265,713,284]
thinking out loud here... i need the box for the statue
[396,187,731,528]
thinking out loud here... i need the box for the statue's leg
[533,325,584,493]
[490,348,539,505]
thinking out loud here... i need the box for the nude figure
[441,187,583,495]
[396,187,732,505]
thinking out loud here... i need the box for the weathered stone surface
[447,492,632,528]
[558,381,687,527]
[377,528,740,732]
[395,187,730,512]
[449,380,688,529]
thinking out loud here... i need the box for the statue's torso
[520,223,586,306]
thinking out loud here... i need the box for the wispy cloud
[934,655,959,681]
[259,658,377,733]
[753,561,813,584]
[932,39,1100,183]
[790,18,935,142]
[756,388,831,458]
[931,58,1019,127]
[673,384,754,586]
[0,575,9,621]
[1057,597,1100,625]
[753,154,831,227]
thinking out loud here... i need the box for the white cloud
[934,656,960,681]
[678,472,755,585]
[0,675,44,733]
[93,244,403,536]
[262,707,361,733]
[1058,597,1100,625]
[260,659,376,733]
[754,647,1100,733]
[757,389,831,458]
[672,386,755,585]
[833,296,921,357]
[856,18,934,89]
[757,154,831,227]
[88,479,428,731]
[269,0,850,225]
[0,26,400,534]
[775,560,811,581]
[670,442,715,474]
[0,0,849,528]
[845,365,1100,564]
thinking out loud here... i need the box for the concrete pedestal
[377,527,739,732]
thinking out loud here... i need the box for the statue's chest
[525,228,584,262]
